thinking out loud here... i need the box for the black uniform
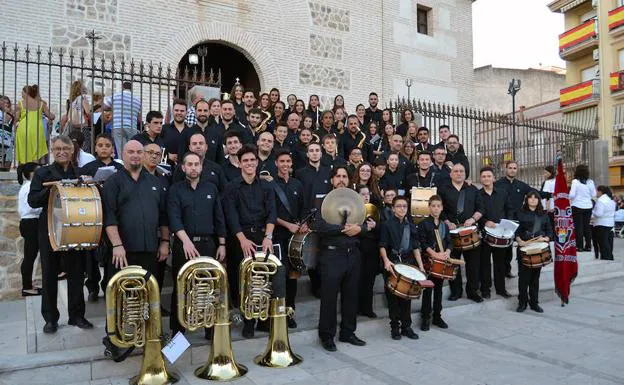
[167,179,226,334]
[340,131,368,162]
[415,142,435,155]
[418,216,452,321]
[161,123,188,162]
[431,163,451,186]
[405,168,440,193]
[379,215,418,330]
[320,153,347,169]
[258,152,278,178]
[437,182,484,299]
[178,124,224,163]
[358,208,380,317]
[380,167,406,195]
[445,150,470,179]
[312,196,367,342]
[131,131,166,149]
[172,158,226,192]
[364,107,382,126]
[222,157,241,182]
[478,187,509,296]
[516,209,553,307]
[28,163,86,325]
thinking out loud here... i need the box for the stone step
[0,235,17,253]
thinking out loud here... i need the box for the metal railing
[0,41,220,169]
[389,98,599,188]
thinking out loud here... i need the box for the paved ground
[2,277,618,385]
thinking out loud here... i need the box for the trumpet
[177,257,247,381]
[239,250,303,368]
[106,266,178,385]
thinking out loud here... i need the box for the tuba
[239,250,303,368]
[177,257,247,381]
[106,266,178,385]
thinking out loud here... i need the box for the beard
[129,163,141,171]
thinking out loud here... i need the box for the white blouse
[592,194,615,227]
[18,180,42,219]
[569,179,596,209]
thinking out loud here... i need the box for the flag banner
[553,158,578,304]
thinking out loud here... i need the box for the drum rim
[450,225,477,234]
[394,263,426,281]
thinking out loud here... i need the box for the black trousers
[170,237,216,334]
[479,242,508,295]
[318,247,360,341]
[19,218,39,291]
[84,249,102,295]
[358,237,379,315]
[504,247,513,275]
[383,272,412,329]
[421,275,443,318]
[449,247,480,297]
[39,230,85,323]
[572,207,592,250]
[275,230,298,309]
[517,253,541,306]
[594,226,613,260]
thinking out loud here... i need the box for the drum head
[485,226,514,239]
[521,242,549,252]
[394,264,426,281]
[301,232,320,268]
[450,225,476,234]
[51,188,64,248]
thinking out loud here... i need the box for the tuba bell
[239,250,303,368]
[106,266,178,385]
[177,257,247,381]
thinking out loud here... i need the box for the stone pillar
[0,173,27,300]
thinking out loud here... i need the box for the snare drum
[287,232,320,278]
[386,264,434,299]
[450,226,481,251]
[47,183,102,251]
[519,242,552,268]
[427,258,458,280]
[410,187,437,223]
[484,225,515,248]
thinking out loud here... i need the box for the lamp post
[198,46,208,81]
[405,79,413,101]
[508,78,521,160]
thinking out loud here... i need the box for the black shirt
[436,141,465,155]
[131,131,166,151]
[78,159,124,177]
[495,177,532,220]
[172,158,226,192]
[340,131,368,162]
[381,167,406,194]
[225,121,255,145]
[28,162,77,230]
[445,150,470,179]
[223,176,277,234]
[395,122,409,138]
[516,210,553,241]
[364,107,382,126]
[320,153,347,169]
[311,198,367,249]
[274,175,305,232]
[178,124,224,163]
[294,164,331,214]
[418,216,452,253]
[102,168,167,252]
[478,187,508,224]
[167,179,226,238]
[222,159,241,182]
[415,142,435,155]
[258,152,278,178]
[405,168,439,191]
[161,123,188,159]
[379,215,419,263]
[437,182,484,224]
[431,164,451,185]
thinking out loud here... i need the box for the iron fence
[389,98,599,188]
[0,41,220,169]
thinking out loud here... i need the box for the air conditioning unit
[593,49,599,61]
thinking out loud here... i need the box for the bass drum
[47,183,102,251]
[410,187,437,223]
[287,232,320,277]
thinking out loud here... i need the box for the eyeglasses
[145,150,162,157]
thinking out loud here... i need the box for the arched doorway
[177,42,261,100]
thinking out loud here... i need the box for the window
[417,5,431,35]
[580,9,597,23]
[581,65,598,81]
[619,49,624,71]
[619,0,624,8]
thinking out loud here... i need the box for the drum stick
[448,257,465,265]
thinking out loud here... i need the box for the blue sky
[473,0,566,69]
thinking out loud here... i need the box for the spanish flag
[559,19,596,51]
[560,81,594,107]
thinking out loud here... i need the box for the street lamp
[188,53,199,65]
[508,78,521,160]
[198,46,208,79]
[405,79,413,101]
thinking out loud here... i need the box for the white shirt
[77,149,96,167]
[18,180,42,219]
[592,194,615,227]
[541,178,555,211]
[569,179,596,209]
[615,209,624,223]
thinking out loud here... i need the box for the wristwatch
[264,233,273,241]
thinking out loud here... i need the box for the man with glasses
[28,135,93,334]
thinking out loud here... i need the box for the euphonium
[177,257,247,381]
[239,251,303,368]
[106,266,178,385]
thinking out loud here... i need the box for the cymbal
[321,188,366,225]
[365,203,380,223]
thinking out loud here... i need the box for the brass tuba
[177,257,247,381]
[106,265,178,385]
[239,251,303,368]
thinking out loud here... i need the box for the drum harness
[392,222,411,263]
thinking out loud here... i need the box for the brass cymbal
[364,203,380,223]
[321,188,366,225]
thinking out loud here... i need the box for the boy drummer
[418,195,452,331]
[379,195,425,340]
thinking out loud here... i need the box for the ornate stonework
[52,25,131,60]
[299,63,350,90]
[310,34,343,59]
[66,0,118,23]
[308,2,350,32]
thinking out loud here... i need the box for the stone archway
[162,22,281,94]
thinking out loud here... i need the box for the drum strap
[274,183,294,218]
[399,223,411,255]
[457,189,466,216]
[434,229,444,253]
[531,214,542,237]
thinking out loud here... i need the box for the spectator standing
[569,164,596,252]
[16,85,54,164]
[17,162,42,296]
[109,81,142,153]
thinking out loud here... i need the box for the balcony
[548,0,590,13]
[560,79,600,112]
[609,5,624,38]
[559,18,599,61]
[610,71,624,99]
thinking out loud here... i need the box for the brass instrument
[176,257,247,381]
[355,130,367,149]
[321,188,367,225]
[364,203,380,223]
[239,250,303,368]
[106,266,178,385]
[255,110,273,135]
[221,92,231,101]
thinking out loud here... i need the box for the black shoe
[420,318,430,331]
[432,317,448,329]
[22,288,42,297]
[204,327,213,340]
[359,311,377,319]
[43,321,58,334]
[339,334,366,346]
[242,322,255,338]
[467,294,484,303]
[287,315,297,329]
[516,303,527,313]
[69,317,94,329]
[448,294,461,301]
[530,304,544,313]
[103,337,134,362]
[321,338,337,352]
[482,292,491,299]
[497,291,512,298]
[88,291,99,302]
[256,319,270,332]
[391,328,402,340]
[401,327,419,340]
[505,272,516,278]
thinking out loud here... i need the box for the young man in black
[172,132,226,192]
[179,99,224,163]
[379,195,424,340]
[131,110,166,149]
[364,92,382,126]
[415,127,434,155]
[356,185,379,319]
[161,99,189,164]
[444,134,470,179]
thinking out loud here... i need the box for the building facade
[0,0,476,115]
